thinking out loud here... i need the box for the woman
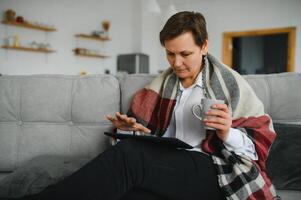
[8,11,277,200]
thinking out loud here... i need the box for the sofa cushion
[0,155,89,198]
[244,73,301,122]
[267,123,301,191]
[0,75,118,172]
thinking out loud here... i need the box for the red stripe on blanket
[232,115,276,168]
[130,88,176,133]
[149,97,176,131]
[130,89,161,123]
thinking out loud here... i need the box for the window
[222,27,296,74]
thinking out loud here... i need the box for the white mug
[192,98,225,130]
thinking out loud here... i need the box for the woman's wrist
[216,129,230,142]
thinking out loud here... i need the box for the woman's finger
[116,112,130,125]
[106,115,124,128]
[115,112,125,121]
[205,109,228,119]
[106,115,117,123]
[133,123,151,134]
[108,113,150,133]
[204,122,228,131]
[211,103,229,113]
[106,115,113,120]
[204,117,229,126]
[128,117,137,125]
[116,113,138,127]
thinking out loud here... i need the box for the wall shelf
[73,33,110,58]
[1,20,57,32]
[1,45,56,53]
[75,34,110,41]
[73,51,109,59]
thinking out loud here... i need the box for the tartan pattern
[127,54,278,199]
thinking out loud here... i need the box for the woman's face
[164,32,208,84]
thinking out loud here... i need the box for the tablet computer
[104,132,193,149]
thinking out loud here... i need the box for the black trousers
[26,139,225,200]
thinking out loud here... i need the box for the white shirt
[163,71,258,160]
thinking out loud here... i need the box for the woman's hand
[203,104,232,142]
[106,112,151,134]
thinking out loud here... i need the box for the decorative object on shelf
[38,42,50,50]
[92,30,106,38]
[16,16,25,23]
[79,70,88,76]
[74,47,87,54]
[13,34,20,47]
[102,20,110,38]
[4,9,16,21]
[102,20,110,31]
[30,41,39,49]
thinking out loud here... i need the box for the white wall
[0,0,138,75]
[154,0,301,72]
[1,0,300,75]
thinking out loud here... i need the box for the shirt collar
[179,70,203,92]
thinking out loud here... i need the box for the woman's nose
[174,55,183,67]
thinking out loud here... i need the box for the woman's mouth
[176,69,187,73]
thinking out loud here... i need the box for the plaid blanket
[127,54,278,200]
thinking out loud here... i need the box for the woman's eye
[182,54,190,57]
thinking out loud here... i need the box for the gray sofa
[0,72,300,199]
